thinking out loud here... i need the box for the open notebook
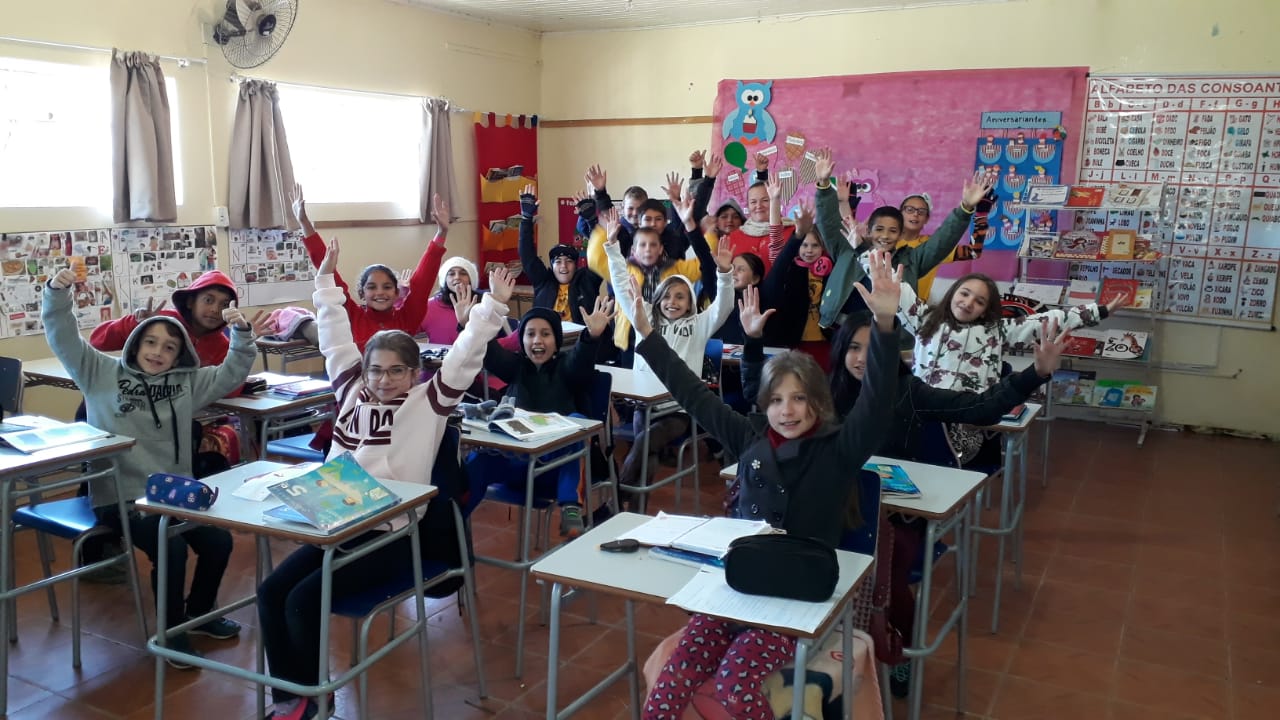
[616,512,775,560]
[0,418,112,454]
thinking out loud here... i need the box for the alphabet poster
[114,226,219,313]
[0,229,117,336]
[1080,75,1280,327]
[227,228,312,305]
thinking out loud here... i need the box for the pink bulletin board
[711,67,1088,281]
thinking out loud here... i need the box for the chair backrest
[916,420,962,469]
[0,357,23,417]
[839,469,883,556]
[703,338,724,393]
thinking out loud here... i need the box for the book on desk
[263,452,399,533]
[270,378,332,399]
[863,463,922,499]
[616,512,775,560]
[0,417,112,454]
[462,408,580,442]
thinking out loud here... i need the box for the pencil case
[146,473,219,511]
[723,534,838,602]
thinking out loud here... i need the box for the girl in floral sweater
[898,273,1125,393]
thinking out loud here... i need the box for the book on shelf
[462,408,581,442]
[1092,379,1132,408]
[1131,287,1154,309]
[486,215,523,234]
[1050,370,1081,405]
[1102,229,1136,260]
[1065,185,1106,207]
[1121,384,1158,411]
[1012,282,1065,306]
[1054,230,1104,259]
[271,378,332,399]
[1131,237,1162,261]
[1065,279,1099,305]
[1073,370,1098,405]
[1025,185,1070,206]
[1102,183,1160,210]
[615,511,776,559]
[1100,278,1139,307]
[0,419,112,454]
[863,462,922,498]
[484,165,525,182]
[264,452,400,534]
[1061,328,1105,358]
[1020,232,1058,259]
[1100,329,1148,361]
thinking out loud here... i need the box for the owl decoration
[722,81,776,146]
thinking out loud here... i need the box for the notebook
[462,408,580,442]
[616,512,775,559]
[264,452,400,534]
[0,420,112,454]
[863,463,921,498]
[270,379,332,399]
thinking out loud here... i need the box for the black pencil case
[723,534,838,602]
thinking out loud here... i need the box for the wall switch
[214,206,230,227]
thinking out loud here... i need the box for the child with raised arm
[44,267,257,666]
[516,184,602,325]
[257,241,512,720]
[294,184,450,349]
[634,250,902,720]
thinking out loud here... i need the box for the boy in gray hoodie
[43,268,258,667]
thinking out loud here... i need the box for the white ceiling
[394,0,1008,33]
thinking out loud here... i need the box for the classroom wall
[536,0,1280,436]
[2,0,540,418]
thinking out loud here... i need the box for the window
[0,57,182,209]
[277,84,421,218]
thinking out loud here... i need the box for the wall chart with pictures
[114,226,219,313]
[1078,75,1280,328]
[0,229,117,336]
[227,228,312,305]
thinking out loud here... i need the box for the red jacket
[723,226,792,274]
[302,231,446,351]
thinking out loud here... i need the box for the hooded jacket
[43,282,256,508]
[607,240,733,375]
[517,206,601,325]
[482,321,600,416]
[89,270,239,368]
[591,232,706,352]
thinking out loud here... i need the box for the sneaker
[889,661,911,699]
[164,633,203,671]
[268,695,336,720]
[189,616,242,640]
[559,504,586,538]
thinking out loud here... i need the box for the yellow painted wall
[1,0,539,418]
[537,0,1280,436]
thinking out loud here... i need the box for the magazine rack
[1013,183,1170,446]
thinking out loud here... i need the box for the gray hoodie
[42,283,256,507]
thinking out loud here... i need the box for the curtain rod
[0,35,206,67]
[228,72,535,118]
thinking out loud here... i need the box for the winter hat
[548,244,580,265]
[714,198,746,223]
[437,256,478,291]
[518,307,564,352]
[265,306,315,341]
[901,193,932,213]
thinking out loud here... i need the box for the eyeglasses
[365,365,412,380]
[902,206,930,216]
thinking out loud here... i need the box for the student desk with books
[717,344,789,367]
[134,460,438,720]
[721,456,987,720]
[594,364,702,515]
[254,338,323,374]
[210,390,336,461]
[972,401,1042,634]
[531,512,873,720]
[0,433,147,715]
[461,415,603,678]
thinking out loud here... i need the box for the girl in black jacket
[635,249,902,720]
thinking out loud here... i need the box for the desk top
[721,455,987,520]
[0,433,137,478]
[134,460,437,545]
[720,345,789,365]
[531,512,872,639]
[23,356,76,385]
[461,416,601,454]
[211,390,335,415]
[595,365,671,402]
[989,402,1043,432]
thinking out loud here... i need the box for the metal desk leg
[316,546,337,720]
[906,517,937,720]
[637,403,653,515]
[790,640,810,720]
[516,458,537,680]
[153,515,172,720]
[546,581,564,720]
[626,600,640,720]
[256,536,270,720]
[991,434,1016,634]
[1,480,12,712]
[955,503,970,715]
[841,602,855,720]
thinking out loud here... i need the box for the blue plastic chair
[331,424,486,719]
[264,433,326,463]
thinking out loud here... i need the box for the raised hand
[689,149,706,170]
[754,152,770,173]
[813,148,835,185]
[249,310,274,337]
[520,183,539,219]
[1104,291,1129,313]
[430,193,451,234]
[852,248,904,330]
[132,296,167,322]
[452,283,476,325]
[795,199,815,239]
[675,193,697,227]
[580,295,616,338]
[738,284,776,339]
[221,303,250,330]
[290,183,315,235]
[766,175,783,202]
[962,170,997,210]
[585,164,607,192]
[630,290,653,339]
[488,266,516,305]
[1033,317,1071,377]
[600,208,621,245]
[836,172,852,204]
[704,153,724,179]
[318,237,340,276]
[50,268,77,291]
[664,171,684,204]
[571,188,590,207]
[715,238,734,273]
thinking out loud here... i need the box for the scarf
[767,421,821,449]
[795,256,833,278]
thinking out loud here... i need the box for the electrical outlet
[214,206,230,227]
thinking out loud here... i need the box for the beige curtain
[419,97,457,223]
[228,80,296,229]
[110,49,176,223]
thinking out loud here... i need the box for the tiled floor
[4,419,1279,719]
